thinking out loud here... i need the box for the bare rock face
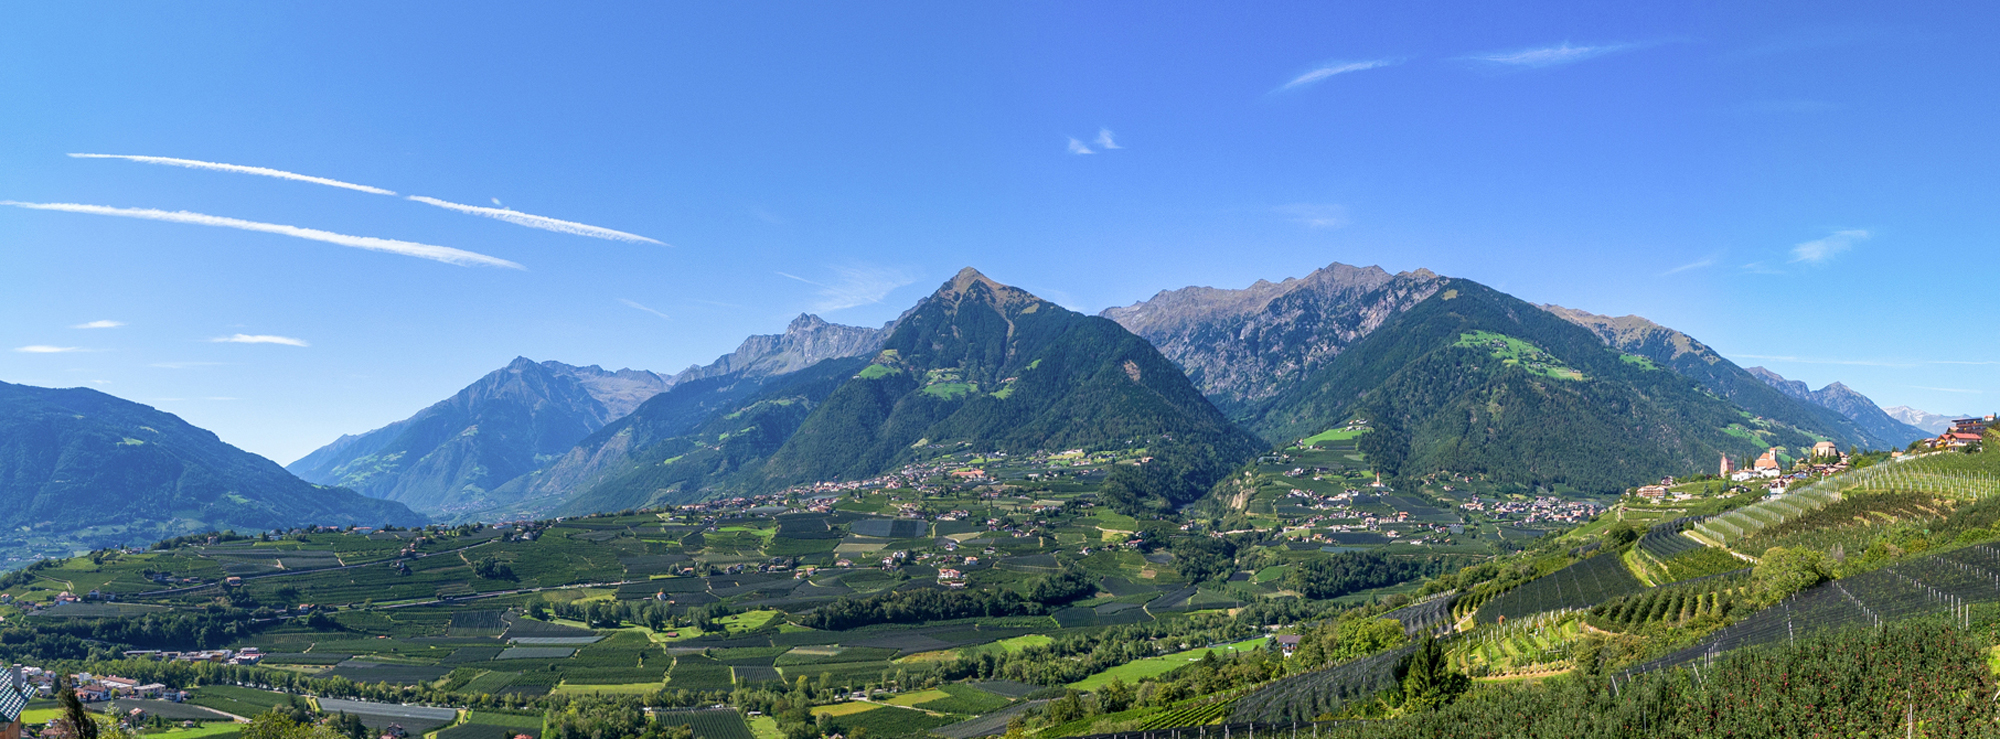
[673,313,891,383]
[1101,262,1444,412]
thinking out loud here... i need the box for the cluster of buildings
[116,647,264,666]
[2,668,187,704]
[1459,496,1604,526]
[1930,416,1993,450]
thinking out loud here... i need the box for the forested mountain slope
[559,268,1264,515]
[0,381,421,559]
[1241,280,1820,493]
[1743,365,1929,447]
[285,358,672,517]
[547,357,868,516]
[291,314,890,521]
[1542,306,1921,450]
[1103,263,1444,416]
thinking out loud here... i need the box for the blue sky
[3,2,1995,463]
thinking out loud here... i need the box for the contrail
[407,195,665,244]
[0,201,523,269]
[67,153,397,195]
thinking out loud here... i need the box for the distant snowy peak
[1743,367,1931,445]
[1884,406,1964,435]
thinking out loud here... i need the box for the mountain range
[0,381,421,563]
[1885,406,1963,435]
[292,261,1940,518]
[286,314,892,518]
[1,260,1944,561]
[1741,366,1930,447]
[1539,308,1928,449]
[1120,274,1825,494]
[1100,264,1445,417]
[283,359,673,516]
[516,268,1261,517]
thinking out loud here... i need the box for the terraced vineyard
[1629,544,2000,675]
[1586,571,1750,632]
[1136,698,1236,729]
[1380,592,1458,637]
[1474,553,1644,624]
[1636,525,1704,562]
[1694,487,1844,547]
[1229,643,1419,723]
[1450,612,1581,675]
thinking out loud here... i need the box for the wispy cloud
[1094,128,1122,150]
[1278,58,1401,92]
[14,345,85,353]
[620,298,671,321]
[1791,229,1868,263]
[0,201,522,269]
[779,266,916,312]
[68,153,395,195]
[209,334,309,346]
[1466,42,1636,69]
[1273,203,1350,229]
[72,320,124,329]
[1662,256,1718,275]
[407,196,665,245]
[1066,138,1095,155]
[1911,385,1984,394]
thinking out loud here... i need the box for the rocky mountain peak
[786,313,830,333]
[1102,262,1444,409]
[928,266,1041,311]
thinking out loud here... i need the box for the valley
[0,263,1986,739]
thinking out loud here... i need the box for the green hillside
[286,358,665,516]
[1542,305,1923,450]
[564,268,1263,513]
[553,358,865,515]
[1239,280,1820,494]
[0,381,424,562]
[758,268,1263,507]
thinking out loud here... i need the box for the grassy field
[881,689,950,707]
[1298,427,1367,446]
[187,685,296,718]
[811,701,882,718]
[1069,636,1269,690]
